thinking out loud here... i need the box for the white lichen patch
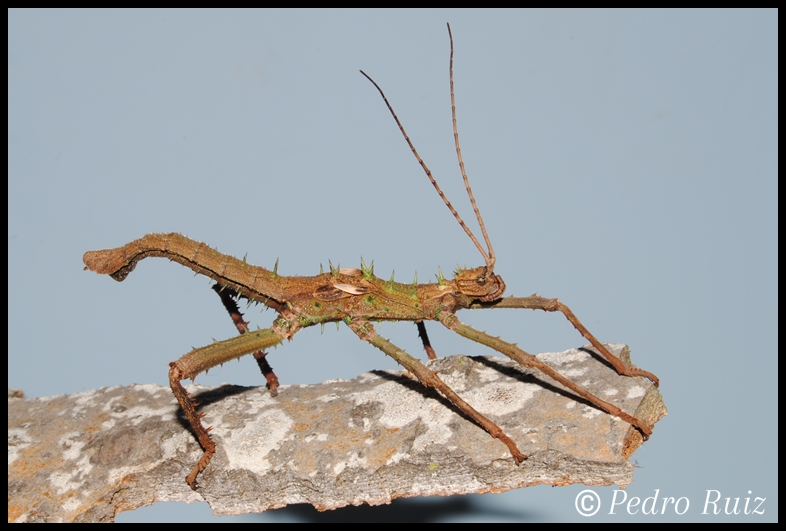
[461,381,540,416]
[562,367,590,379]
[316,393,342,403]
[222,408,294,475]
[336,450,369,473]
[356,372,382,384]
[48,471,78,495]
[240,390,275,415]
[107,403,178,424]
[61,493,85,514]
[160,429,197,460]
[384,450,409,466]
[55,389,100,419]
[408,400,456,453]
[437,369,469,393]
[58,432,87,461]
[7,427,33,465]
[603,388,620,397]
[304,433,328,443]
[350,380,456,457]
[133,383,170,396]
[73,388,101,405]
[473,363,507,383]
[106,464,148,485]
[351,381,426,428]
[538,348,590,365]
[626,385,646,399]
[581,406,604,420]
[49,433,93,495]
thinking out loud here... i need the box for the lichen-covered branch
[8,345,666,522]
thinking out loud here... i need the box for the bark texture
[8,344,666,522]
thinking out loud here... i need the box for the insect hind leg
[169,362,216,490]
[212,284,280,396]
[416,321,437,360]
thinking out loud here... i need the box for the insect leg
[212,284,280,396]
[251,351,280,397]
[415,321,437,360]
[346,317,526,464]
[169,327,286,489]
[438,314,654,439]
[468,295,659,386]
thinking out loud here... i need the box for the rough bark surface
[8,344,666,522]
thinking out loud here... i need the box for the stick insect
[83,24,658,490]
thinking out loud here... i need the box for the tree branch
[8,344,666,522]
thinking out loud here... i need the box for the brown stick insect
[83,24,659,490]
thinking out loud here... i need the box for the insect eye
[477,276,486,285]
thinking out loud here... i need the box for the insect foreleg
[439,315,654,439]
[346,317,526,464]
[468,296,659,386]
[169,326,286,489]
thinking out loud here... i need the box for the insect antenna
[360,23,494,271]
[446,23,495,270]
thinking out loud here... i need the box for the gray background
[8,9,777,522]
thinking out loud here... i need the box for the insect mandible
[83,23,659,490]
